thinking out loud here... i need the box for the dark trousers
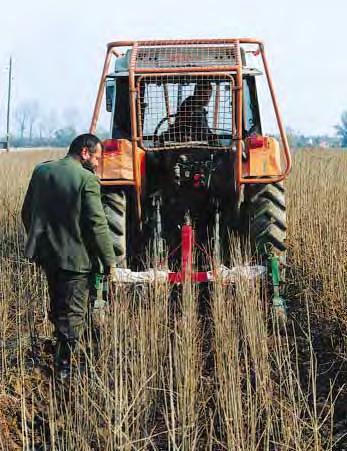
[45,267,92,364]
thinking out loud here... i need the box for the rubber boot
[54,339,73,381]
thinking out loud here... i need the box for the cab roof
[113,47,262,76]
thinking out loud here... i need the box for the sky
[0,0,345,136]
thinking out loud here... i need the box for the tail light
[103,139,121,155]
[247,135,266,149]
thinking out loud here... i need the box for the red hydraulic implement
[168,223,210,284]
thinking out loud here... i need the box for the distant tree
[27,101,39,141]
[53,126,76,146]
[335,111,347,147]
[15,101,40,141]
[285,127,295,148]
[46,110,60,139]
[37,121,45,140]
[62,107,81,129]
[15,103,30,139]
[283,127,338,149]
[286,127,311,148]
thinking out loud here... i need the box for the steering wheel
[210,127,233,134]
[153,113,178,145]
[152,119,232,146]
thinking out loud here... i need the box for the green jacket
[21,156,116,272]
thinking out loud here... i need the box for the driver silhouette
[167,81,218,144]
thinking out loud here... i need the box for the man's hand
[110,264,118,283]
[105,263,118,283]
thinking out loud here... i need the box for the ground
[0,148,347,450]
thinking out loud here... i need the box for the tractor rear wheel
[101,188,127,267]
[242,182,286,258]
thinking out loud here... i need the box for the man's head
[67,133,103,172]
[194,81,213,106]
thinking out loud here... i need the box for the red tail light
[247,136,265,149]
[103,139,121,155]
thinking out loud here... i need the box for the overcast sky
[0,0,345,136]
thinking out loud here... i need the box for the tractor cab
[106,47,263,150]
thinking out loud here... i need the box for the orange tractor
[90,39,291,310]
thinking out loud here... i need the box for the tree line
[0,100,108,148]
[285,111,347,148]
[2,100,347,149]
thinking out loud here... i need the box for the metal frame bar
[163,83,172,124]
[235,40,243,191]
[106,38,263,48]
[100,180,136,186]
[128,43,142,221]
[213,83,221,130]
[237,42,291,184]
[90,49,113,134]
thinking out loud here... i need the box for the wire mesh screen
[137,75,234,150]
[135,44,239,69]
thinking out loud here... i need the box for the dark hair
[68,133,103,156]
[194,80,213,95]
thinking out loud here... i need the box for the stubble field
[0,148,347,450]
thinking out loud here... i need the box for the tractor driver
[167,80,218,144]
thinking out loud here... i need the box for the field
[0,148,347,450]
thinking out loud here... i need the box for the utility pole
[6,57,12,152]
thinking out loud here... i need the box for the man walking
[21,134,116,377]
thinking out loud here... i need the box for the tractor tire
[242,182,286,258]
[101,188,127,267]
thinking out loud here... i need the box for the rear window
[137,74,235,150]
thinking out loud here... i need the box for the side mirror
[105,79,115,112]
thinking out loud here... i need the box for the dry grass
[0,148,347,450]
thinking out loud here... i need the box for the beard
[82,160,95,173]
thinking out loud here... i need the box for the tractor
[90,39,291,312]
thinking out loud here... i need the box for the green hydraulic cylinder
[268,253,287,313]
